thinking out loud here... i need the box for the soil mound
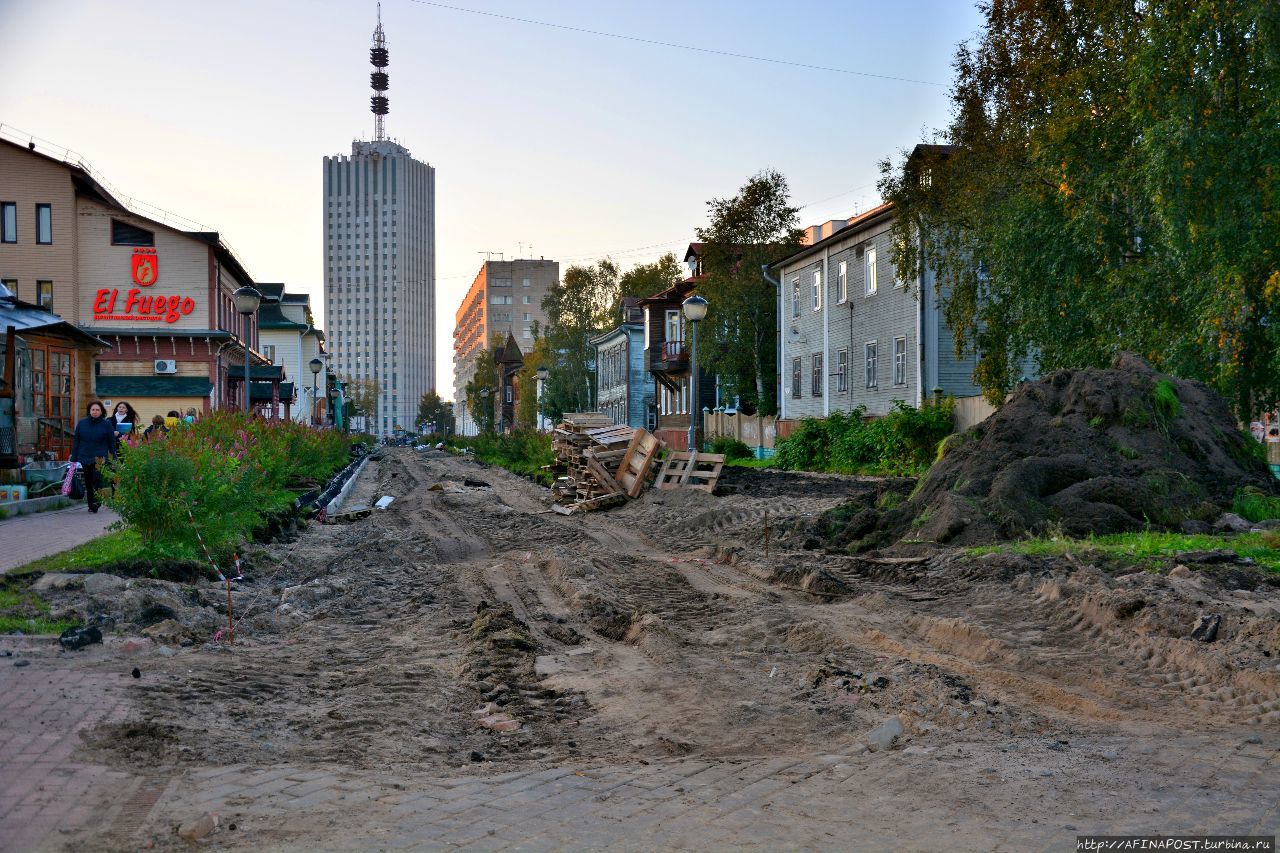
[823,353,1277,549]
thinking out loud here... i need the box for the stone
[476,713,521,732]
[1190,614,1221,643]
[31,573,83,592]
[177,813,217,841]
[157,646,177,657]
[13,659,30,667]
[1179,519,1212,535]
[83,573,127,595]
[142,619,186,644]
[1244,735,1262,745]
[1212,512,1251,533]
[864,716,904,751]
[1168,565,1192,579]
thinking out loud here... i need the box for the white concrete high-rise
[322,8,435,435]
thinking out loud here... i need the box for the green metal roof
[96,376,213,397]
[250,382,295,402]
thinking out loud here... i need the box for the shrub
[775,399,955,475]
[447,430,554,484]
[1233,487,1280,522]
[709,435,753,460]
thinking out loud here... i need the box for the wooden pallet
[614,429,663,498]
[656,451,726,493]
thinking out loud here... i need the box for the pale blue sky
[0,0,980,398]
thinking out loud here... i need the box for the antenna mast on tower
[370,2,390,140]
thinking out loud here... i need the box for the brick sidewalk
[0,505,120,574]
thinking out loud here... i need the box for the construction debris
[547,413,664,513]
[657,451,725,493]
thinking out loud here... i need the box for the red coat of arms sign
[131,248,158,286]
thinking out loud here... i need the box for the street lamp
[309,357,324,425]
[535,365,549,431]
[682,294,708,453]
[232,286,262,414]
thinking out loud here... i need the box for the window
[490,294,512,305]
[492,278,512,288]
[36,280,52,310]
[522,278,531,287]
[505,385,513,403]
[1,279,15,298]
[791,277,800,318]
[864,245,877,296]
[262,345,276,362]
[837,260,847,303]
[35,204,52,244]
[791,357,802,399]
[811,353,823,396]
[813,269,822,311]
[865,342,879,389]
[1,202,14,243]
[665,310,683,343]
[111,219,154,246]
[522,327,532,339]
[893,337,907,386]
[522,294,531,304]
[836,348,848,392]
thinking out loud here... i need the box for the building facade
[591,297,652,430]
[258,284,327,423]
[453,258,558,435]
[772,201,1011,421]
[323,139,435,436]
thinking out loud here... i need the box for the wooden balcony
[650,339,689,372]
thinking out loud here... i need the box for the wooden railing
[662,340,688,362]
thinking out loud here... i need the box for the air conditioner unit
[154,359,177,374]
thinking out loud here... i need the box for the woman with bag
[70,400,116,513]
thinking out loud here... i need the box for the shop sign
[92,248,195,324]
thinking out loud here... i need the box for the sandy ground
[40,448,1280,847]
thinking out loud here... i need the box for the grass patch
[724,457,775,469]
[0,615,79,635]
[5,529,144,578]
[0,576,78,635]
[969,530,1280,572]
[1233,488,1280,522]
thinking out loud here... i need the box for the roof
[258,302,308,330]
[638,278,698,307]
[230,364,286,381]
[768,202,895,271]
[256,283,286,301]
[250,382,295,402]
[96,376,213,398]
[87,328,232,339]
[495,333,523,365]
[683,243,704,263]
[0,294,111,349]
[590,323,641,347]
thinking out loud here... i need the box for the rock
[1244,735,1262,745]
[157,646,177,657]
[58,626,103,651]
[177,813,217,841]
[1100,750,1119,761]
[1190,614,1221,643]
[1254,519,1280,531]
[864,716,904,751]
[476,713,521,732]
[1177,549,1238,564]
[13,659,30,667]
[1213,512,1251,533]
[132,668,141,678]
[1180,519,1212,535]
[142,619,186,644]
[83,574,127,595]
[1168,565,1192,579]
[469,750,486,762]
[32,573,83,592]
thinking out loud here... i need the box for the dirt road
[25,448,1280,849]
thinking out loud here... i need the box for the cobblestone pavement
[0,504,119,574]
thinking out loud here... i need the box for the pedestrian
[164,410,181,430]
[71,400,116,513]
[112,400,139,444]
[143,414,169,439]
[183,406,199,425]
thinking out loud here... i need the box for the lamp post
[232,286,262,414]
[479,387,492,434]
[309,357,323,425]
[535,365,549,432]
[329,383,345,432]
[682,295,708,453]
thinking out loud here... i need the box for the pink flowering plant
[107,413,350,560]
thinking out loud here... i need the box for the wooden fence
[702,411,779,451]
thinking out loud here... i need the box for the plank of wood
[583,454,624,495]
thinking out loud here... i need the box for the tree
[344,377,381,433]
[515,334,552,428]
[463,337,501,433]
[695,170,804,415]
[879,0,1280,416]
[541,260,619,420]
[619,253,685,302]
[416,390,453,435]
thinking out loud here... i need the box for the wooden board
[615,430,662,498]
[583,452,625,495]
[657,451,726,494]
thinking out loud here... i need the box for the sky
[0,0,982,400]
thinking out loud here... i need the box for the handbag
[60,463,78,497]
[67,471,85,501]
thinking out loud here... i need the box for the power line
[406,1,947,87]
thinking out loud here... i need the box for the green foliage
[0,577,77,635]
[695,169,804,415]
[6,529,143,577]
[619,253,684,302]
[708,435,753,460]
[343,376,382,433]
[1153,379,1181,423]
[878,0,1280,418]
[775,400,955,475]
[446,430,554,485]
[1089,416,1106,429]
[542,260,619,421]
[1233,487,1280,522]
[514,335,552,429]
[107,413,350,562]
[464,337,501,434]
[1115,444,1141,460]
[416,391,454,434]
[969,530,1280,573]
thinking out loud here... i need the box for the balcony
[650,339,689,372]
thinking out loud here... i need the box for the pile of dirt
[821,353,1278,550]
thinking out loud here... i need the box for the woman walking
[112,401,139,445]
[71,400,117,513]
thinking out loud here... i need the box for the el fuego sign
[93,248,196,323]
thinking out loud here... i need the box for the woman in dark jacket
[71,400,116,513]
[112,400,139,444]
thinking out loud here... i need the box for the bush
[446,430,554,484]
[107,413,351,562]
[1233,487,1280,522]
[709,435,753,460]
[775,399,955,475]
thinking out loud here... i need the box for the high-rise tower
[323,4,436,435]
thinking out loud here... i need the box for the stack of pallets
[547,413,663,513]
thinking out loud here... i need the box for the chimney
[822,220,847,240]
